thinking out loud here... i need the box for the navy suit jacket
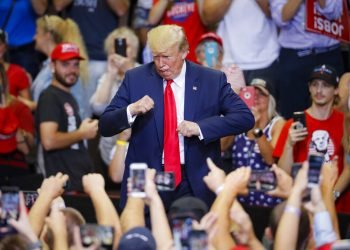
[100,61,254,209]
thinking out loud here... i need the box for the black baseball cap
[309,64,339,87]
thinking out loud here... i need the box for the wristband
[284,205,301,216]
[27,240,42,250]
[116,140,127,146]
[215,184,224,195]
[333,190,340,201]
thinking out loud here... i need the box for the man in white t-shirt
[202,0,280,98]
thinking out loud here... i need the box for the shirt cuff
[313,211,337,248]
[126,105,137,125]
[198,125,204,140]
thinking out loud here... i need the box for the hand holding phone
[22,191,39,209]
[204,41,218,68]
[129,163,147,198]
[307,154,324,187]
[239,86,255,109]
[0,186,19,227]
[293,111,306,130]
[80,224,114,250]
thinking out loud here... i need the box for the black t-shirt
[36,85,93,191]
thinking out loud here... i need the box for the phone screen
[129,163,147,198]
[80,224,114,250]
[188,230,208,250]
[204,41,218,68]
[172,217,193,249]
[248,170,276,192]
[155,172,175,191]
[114,38,127,57]
[239,86,255,109]
[308,154,324,187]
[293,111,306,130]
[23,191,39,209]
[0,187,19,227]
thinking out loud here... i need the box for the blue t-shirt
[0,0,36,47]
[65,0,119,60]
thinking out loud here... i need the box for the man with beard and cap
[36,43,98,191]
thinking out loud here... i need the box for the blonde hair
[147,25,188,53]
[36,15,89,83]
[104,26,139,59]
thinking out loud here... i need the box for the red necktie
[164,79,182,187]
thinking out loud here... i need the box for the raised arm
[202,0,232,25]
[144,169,174,249]
[107,0,130,16]
[82,173,122,245]
[278,122,308,173]
[148,0,169,25]
[29,173,68,236]
[280,0,303,22]
[31,0,48,15]
[208,160,251,250]
[274,161,308,250]
[53,0,73,12]
[256,0,271,17]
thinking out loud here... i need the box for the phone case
[239,86,255,109]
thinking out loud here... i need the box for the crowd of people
[1,0,350,249]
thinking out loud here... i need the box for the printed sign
[305,0,350,43]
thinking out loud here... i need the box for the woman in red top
[148,0,208,63]
[0,30,34,110]
[0,62,34,179]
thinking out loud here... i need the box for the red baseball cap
[0,107,19,153]
[197,32,223,47]
[51,43,85,61]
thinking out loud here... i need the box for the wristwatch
[253,128,263,138]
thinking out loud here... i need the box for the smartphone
[114,38,127,57]
[239,86,255,109]
[188,230,208,250]
[204,41,218,68]
[0,186,19,227]
[308,154,324,187]
[293,111,306,130]
[155,172,175,191]
[129,163,147,198]
[22,191,39,210]
[171,217,193,249]
[80,224,114,250]
[248,170,276,192]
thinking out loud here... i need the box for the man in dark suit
[99,25,254,210]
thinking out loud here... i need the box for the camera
[155,172,175,191]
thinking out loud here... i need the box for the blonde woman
[90,27,140,182]
[31,15,90,118]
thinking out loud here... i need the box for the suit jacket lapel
[184,61,200,122]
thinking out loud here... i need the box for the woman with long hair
[0,63,34,180]
[31,15,90,118]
